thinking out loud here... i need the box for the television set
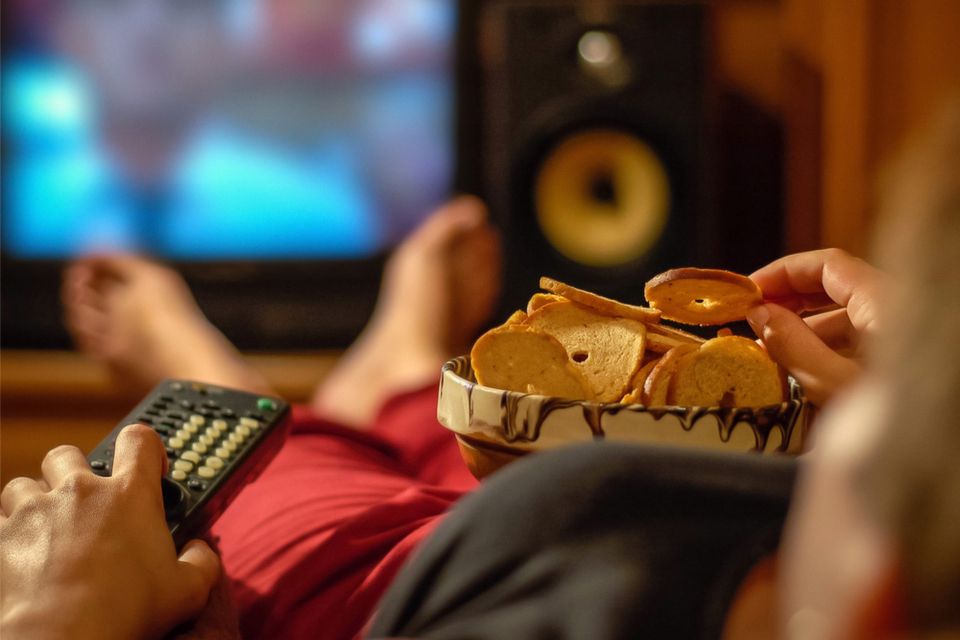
[1,0,459,349]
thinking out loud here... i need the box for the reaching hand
[1,424,220,640]
[748,248,884,406]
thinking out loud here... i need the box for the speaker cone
[534,129,670,268]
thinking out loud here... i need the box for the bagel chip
[644,268,762,325]
[540,276,661,323]
[668,336,785,407]
[643,343,699,405]
[527,301,647,402]
[471,325,590,399]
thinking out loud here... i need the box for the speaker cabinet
[458,0,723,314]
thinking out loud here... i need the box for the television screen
[2,0,456,260]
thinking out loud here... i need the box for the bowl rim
[442,355,808,413]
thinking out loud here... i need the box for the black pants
[369,443,797,640]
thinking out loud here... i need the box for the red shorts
[210,385,476,639]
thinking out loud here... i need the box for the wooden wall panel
[782,0,960,256]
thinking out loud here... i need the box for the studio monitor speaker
[457,0,722,314]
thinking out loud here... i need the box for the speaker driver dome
[534,129,670,267]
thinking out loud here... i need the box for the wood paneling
[782,0,960,255]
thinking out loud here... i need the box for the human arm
[748,248,885,406]
[0,424,221,640]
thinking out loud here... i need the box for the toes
[409,196,489,249]
[77,253,164,288]
[61,263,95,307]
[64,302,109,348]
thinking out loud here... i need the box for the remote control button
[236,425,251,437]
[171,382,184,391]
[245,411,264,421]
[221,408,236,418]
[197,408,216,418]
[151,401,168,410]
[171,469,187,481]
[161,478,187,519]
[197,466,217,479]
[168,437,185,450]
[239,417,260,429]
[165,446,177,457]
[90,459,107,471]
[215,446,232,459]
[204,427,220,439]
[137,415,155,425]
[145,409,161,417]
[222,440,238,452]
[192,383,208,394]
[205,456,224,470]
[228,432,246,445]
[204,399,219,409]
[160,419,177,428]
[175,429,191,441]
[184,422,199,434]
[180,400,194,410]
[153,425,172,437]
[212,419,228,431]
[180,451,202,463]
[199,434,214,446]
[190,414,205,426]
[191,442,208,454]
[187,479,206,491]
[166,411,186,421]
[257,398,278,411]
[159,394,174,403]
[173,460,194,473]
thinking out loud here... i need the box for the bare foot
[311,196,501,428]
[62,256,273,395]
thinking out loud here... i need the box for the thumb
[172,539,222,619]
[746,303,860,406]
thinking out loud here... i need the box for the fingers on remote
[87,380,287,529]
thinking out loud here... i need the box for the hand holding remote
[0,424,220,640]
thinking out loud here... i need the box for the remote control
[87,379,290,548]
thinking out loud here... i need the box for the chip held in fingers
[644,268,763,326]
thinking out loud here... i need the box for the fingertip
[178,539,221,592]
[120,422,158,438]
[113,423,166,480]
[745,303,771,335]
[751,302,860,405]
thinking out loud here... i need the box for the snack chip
[644,268,762,326]
[470,272,785,407]
[540,276,662,323]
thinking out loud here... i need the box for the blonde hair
[860,96,960,631]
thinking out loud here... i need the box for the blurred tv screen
[2,0,456,260]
